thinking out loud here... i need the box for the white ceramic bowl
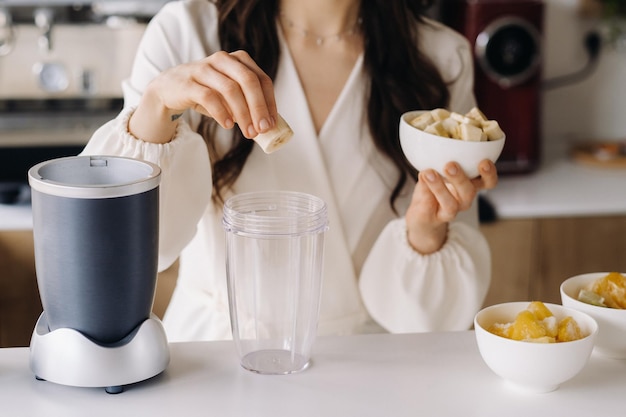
[474,302,598,393]
[399,110,505,179]
[561,272,626,359]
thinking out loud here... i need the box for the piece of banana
[409,112,435,130]
[253,114,294,154]
[408,107,505,142]
[424,121,450,138]
[430,108,451,122]
[466,106,488,123]
[441,117,461,139]
[450,111,481,128]
[481,120,505,141]
[459,123,483,142]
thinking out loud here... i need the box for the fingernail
[247,124,257,137]
[425,172,436,182]
[482,163,491,172]
[259,118,270,131]
[446,165,458,176]
[224,118,234,129]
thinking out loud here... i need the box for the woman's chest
[286,42,363,133]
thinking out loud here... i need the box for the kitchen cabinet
[480,219,536,306]
[481,215,626,307]
[0,231,41,348]
[0,230,177,348]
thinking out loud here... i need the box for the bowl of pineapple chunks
[399,107,505,179]
[474,301,598,393]
[561,272,626,359]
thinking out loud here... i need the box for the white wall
[541,0,626,161]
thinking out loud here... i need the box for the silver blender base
[29,312,170,393]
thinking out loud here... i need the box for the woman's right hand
[129,50,278,143]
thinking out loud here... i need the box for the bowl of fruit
[474,301,598,393]
[399,107,506,179]
[560,272,626,359]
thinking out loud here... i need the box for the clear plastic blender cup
[222,191,328,374]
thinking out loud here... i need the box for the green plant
[598,0,626,48]
[600,0,626,17]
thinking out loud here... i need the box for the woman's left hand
[405,159,498,254]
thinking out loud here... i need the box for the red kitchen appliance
[440,0,545,174]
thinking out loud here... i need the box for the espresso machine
[0,1,166,202]
[28,155,170,394]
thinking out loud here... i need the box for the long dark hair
[201,0,450,210]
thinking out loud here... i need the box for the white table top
[485,158,626,219]
[1,331,624,417]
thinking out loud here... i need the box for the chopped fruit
[430,108,451,122]
[408,107,505,141]
[528,301,553,320]
[459,123,483,142]
[577,289,607,307]
[409,112,434,130]
[526,336,555,344]
[424,121,450,138]
[542,316,559,339]
[557,316,584,342]
[481,120,505,141]
[488,302,586,343]
[487,322,511,338]
[588,272,626,309]
[253,114,293,154]
[466,107,488,122]
[509,310,548,341]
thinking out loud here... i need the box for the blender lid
[28,155,161,199]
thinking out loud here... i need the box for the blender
[27,155,169,394]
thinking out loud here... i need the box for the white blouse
[82,0,491,341]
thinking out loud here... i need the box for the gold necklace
[279,12,362,46]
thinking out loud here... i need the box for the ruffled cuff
[359,218,491,333]
[82,107,213,272]
[82,106,194,165]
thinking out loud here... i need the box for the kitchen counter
[1,331,624,417]
[0,202,32,231]
[2,158,626,231]
[484,158,626,219]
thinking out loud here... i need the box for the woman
[83,0,498,341]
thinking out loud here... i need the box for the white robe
[82,0,491,341]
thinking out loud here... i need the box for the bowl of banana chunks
[399,107,505,179]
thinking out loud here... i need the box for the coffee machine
[28,155,170,394]
[440,0,545,175]
[0,1,165,202]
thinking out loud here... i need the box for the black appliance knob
[475,16,542,89]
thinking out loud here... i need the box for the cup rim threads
[222,191,329,237]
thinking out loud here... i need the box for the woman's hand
[129,50,278,143]
[405,159,498,254]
